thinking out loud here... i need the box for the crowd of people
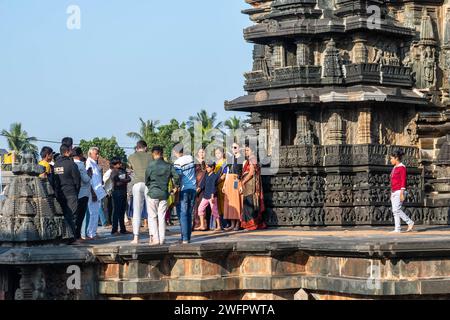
[37,138,267,245]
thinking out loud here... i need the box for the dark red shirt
[391,163,407,192]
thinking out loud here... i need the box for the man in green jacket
[145,145,180,245]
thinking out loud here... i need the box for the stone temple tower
[0,153,73,245]
[225,0,450,226]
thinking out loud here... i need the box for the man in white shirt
[86,147,107,239]
[103,166,113,226]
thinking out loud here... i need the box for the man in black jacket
[54,144,81,240]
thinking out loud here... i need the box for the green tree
[1,122,38,154]
[187,109,222,133]
[126,118,160,147]
[127,118,186,159]
[79,137,127,163]
[224,115,250,131]
[156,119,186,157]
[187,109,223,145]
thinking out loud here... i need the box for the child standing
[196,161,221,231]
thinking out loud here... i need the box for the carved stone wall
[227,0,450,226]
[0,154,74,244]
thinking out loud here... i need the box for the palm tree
[1,123,37,154]
[126,118,160,146]
[187,109,223,136]
[224,115,250,131]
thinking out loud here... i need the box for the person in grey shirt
[72,147,91,240]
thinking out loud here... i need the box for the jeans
[391,190,414,232]
[210,216,228,230]
[81,209,89,239]
[176,189,196,242]
[99,205,107,226]
[112,191,127,234]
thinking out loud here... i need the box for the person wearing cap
[110,157,131,235]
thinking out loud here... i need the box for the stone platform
[3,225,450,300]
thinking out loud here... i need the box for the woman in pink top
[389,150,414,233]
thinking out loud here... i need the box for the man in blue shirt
[173,145,197,244]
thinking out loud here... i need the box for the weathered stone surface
[0,154,73,244]
[225,1,450,227]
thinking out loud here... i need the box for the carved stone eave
[242,0,273,22]
[225,86,430,111]
[244,20,415,43]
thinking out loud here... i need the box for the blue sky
[0,0,252,151]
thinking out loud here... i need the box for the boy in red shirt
[390,150,414,233]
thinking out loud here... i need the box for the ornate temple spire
[0,153,74,245]
[322,38,343,83]
[444,12,450,47]
[420,8,436,46]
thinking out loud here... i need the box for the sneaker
[182,241,190,244]
[406,222,415,233]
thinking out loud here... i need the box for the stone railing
[345,63,380,84]
[381,65,413,87]
[244,63,413,91]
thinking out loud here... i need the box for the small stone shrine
[226,0,450,226]
[0,153,73,245]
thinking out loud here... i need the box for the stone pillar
[271,44,284,68]
[296,40,311,66]
[357,107,373,144]
[261,112,280,156]
[328,108,346,145]
[352,35,368,64]
[294,110,314,145]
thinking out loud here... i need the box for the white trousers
[148,199,168,244]
[87,198,101,238]
[391,190,413,232]
[132,182,152,237]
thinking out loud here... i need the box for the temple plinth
[226,0,450,226]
